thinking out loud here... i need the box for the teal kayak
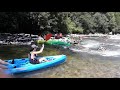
[37,40,71,46]
[4,55,67,74]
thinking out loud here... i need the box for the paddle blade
[44,34,52,41]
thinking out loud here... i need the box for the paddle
[37,33,52,44]
[44,33,52,41]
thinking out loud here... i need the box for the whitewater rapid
[69,35,120,58]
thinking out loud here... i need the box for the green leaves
[1,12,120,34]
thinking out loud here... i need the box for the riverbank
[1,45,120,78]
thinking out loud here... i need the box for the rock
[0,33,39,46]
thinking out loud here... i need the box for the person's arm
[33,44,44,54]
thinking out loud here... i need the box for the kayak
[37,40,71,46]
[46,40,71,46]
[4,55,67,74]
[37,40,45,44]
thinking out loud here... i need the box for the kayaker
[28,44,49,64]
[59,33,63,38]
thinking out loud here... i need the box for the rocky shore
[0,33,39,45]
[0,33,109,46]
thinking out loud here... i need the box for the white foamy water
[70,48,120,57]
[114,44,120,47]
[69,35,120,57]
[100,51,120,57]
[89,50,120,57]
[80,40,100,49]
[81,44,99,48]
[70,48,89,52]
[109,35,120,40]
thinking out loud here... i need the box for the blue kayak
[4,55,67,74]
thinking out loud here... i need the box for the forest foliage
[0,12,120,35]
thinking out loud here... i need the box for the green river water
[0,44,120,78]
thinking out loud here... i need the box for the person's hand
[42,44,44,47]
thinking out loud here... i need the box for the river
[1,35,120,78]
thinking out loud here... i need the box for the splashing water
[109,35,120,40]
[69,35,120,58]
